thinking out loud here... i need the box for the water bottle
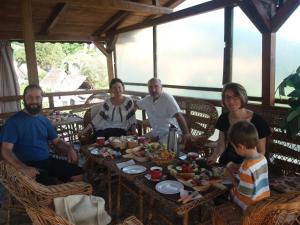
[167,124,179,157]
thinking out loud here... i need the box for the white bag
[54,195,111,225]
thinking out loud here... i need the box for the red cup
[137,136,146,144]
[150,166,162,181]
[96,137,105,147]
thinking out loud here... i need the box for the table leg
[108,169,112,215]
[117,176,121,217]
[147,197,155,224]
[139,189,143,221]
[182,212,189,225]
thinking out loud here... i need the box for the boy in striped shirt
[227,121,270,210]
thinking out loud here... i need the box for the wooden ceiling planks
[44,0,173,14]
[0,0,299,43]
[114,0,239,34]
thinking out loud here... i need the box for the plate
[155,180,184,195]
[122,165,147,174]
[90,148,100,155]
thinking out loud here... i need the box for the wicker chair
[176,98,218,155]
[0,160,93,225]
[212,191,300,225]
[117,216,144,225]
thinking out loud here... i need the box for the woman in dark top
[207,83,270,165]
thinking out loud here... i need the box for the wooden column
[222,6,233,84]
[153,26,157,78]
[21,0,39,85]
[262,32,276,106]
[152,0,159,78]
[107,52,115,81]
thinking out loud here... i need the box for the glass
[232,7,262,97]
[115,28,153,83]
[276,7,300,99]
[157,10,223,89]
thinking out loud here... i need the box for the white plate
[155,180,184,195]
[122,165,146,174]
[90,148,100,155]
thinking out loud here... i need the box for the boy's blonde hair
[228,121,258,149]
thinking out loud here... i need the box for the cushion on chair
[54,194,111,225]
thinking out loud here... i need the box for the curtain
[0,41,20,113]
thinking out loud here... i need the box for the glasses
[224,95,240,101]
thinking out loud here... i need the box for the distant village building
[40,67,92,106]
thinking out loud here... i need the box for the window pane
[157,9,224,94]
[276,7,300,98]
[116,28,153,83]
[232,8,262,97]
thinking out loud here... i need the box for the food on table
[123,146,149,162]
[167,162,227,192]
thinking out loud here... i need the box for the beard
[24,102,42,115]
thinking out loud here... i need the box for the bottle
[167,124,179,157]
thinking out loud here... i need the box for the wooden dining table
[81,143,229,225]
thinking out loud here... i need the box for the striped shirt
[233,154,270,210]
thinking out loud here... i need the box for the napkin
[116,159,135,170]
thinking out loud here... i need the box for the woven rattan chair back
[117,216,144,225]
[213,191,300,225]
[249,106,300,175]
[0,160,92,225]
[176,97,218,139]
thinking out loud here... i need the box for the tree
[35,43,66,71]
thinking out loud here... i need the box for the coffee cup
[96,137,105,147]
[187,152,199,161]
[137,136,146,144]
[150,166,162,181]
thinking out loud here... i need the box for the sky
[116,0,300,99]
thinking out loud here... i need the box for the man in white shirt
[136,78,191,144]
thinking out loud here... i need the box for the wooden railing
[0,88,289,120]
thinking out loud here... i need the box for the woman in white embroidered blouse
[79,78,136,140]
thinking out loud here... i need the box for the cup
[96,137,105,147]
[150,166,163,181]
[137,136,146,144]
[187,152,199,161]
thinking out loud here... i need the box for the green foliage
[13,43,26,67]
[277,66,300,136]
[11,42,108,91]
[65,46,108,89]
[35,43,66,71]
[61,43,84,55]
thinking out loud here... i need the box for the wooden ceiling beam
[114,0,239,34]
[271,0,300,32]
[164,0,186,8]
[93,41,109,57]
[39,3,67,35]
[238,0,271,33]
[92,11,130,37]
[46,0,173,14]
[0,32,105,42]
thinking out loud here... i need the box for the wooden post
[222,6,233,84]
[21,0,39,85]
[152,0,159,78]
[153,26,157,78]
[107,52,115,82]
[262,32,276,106]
